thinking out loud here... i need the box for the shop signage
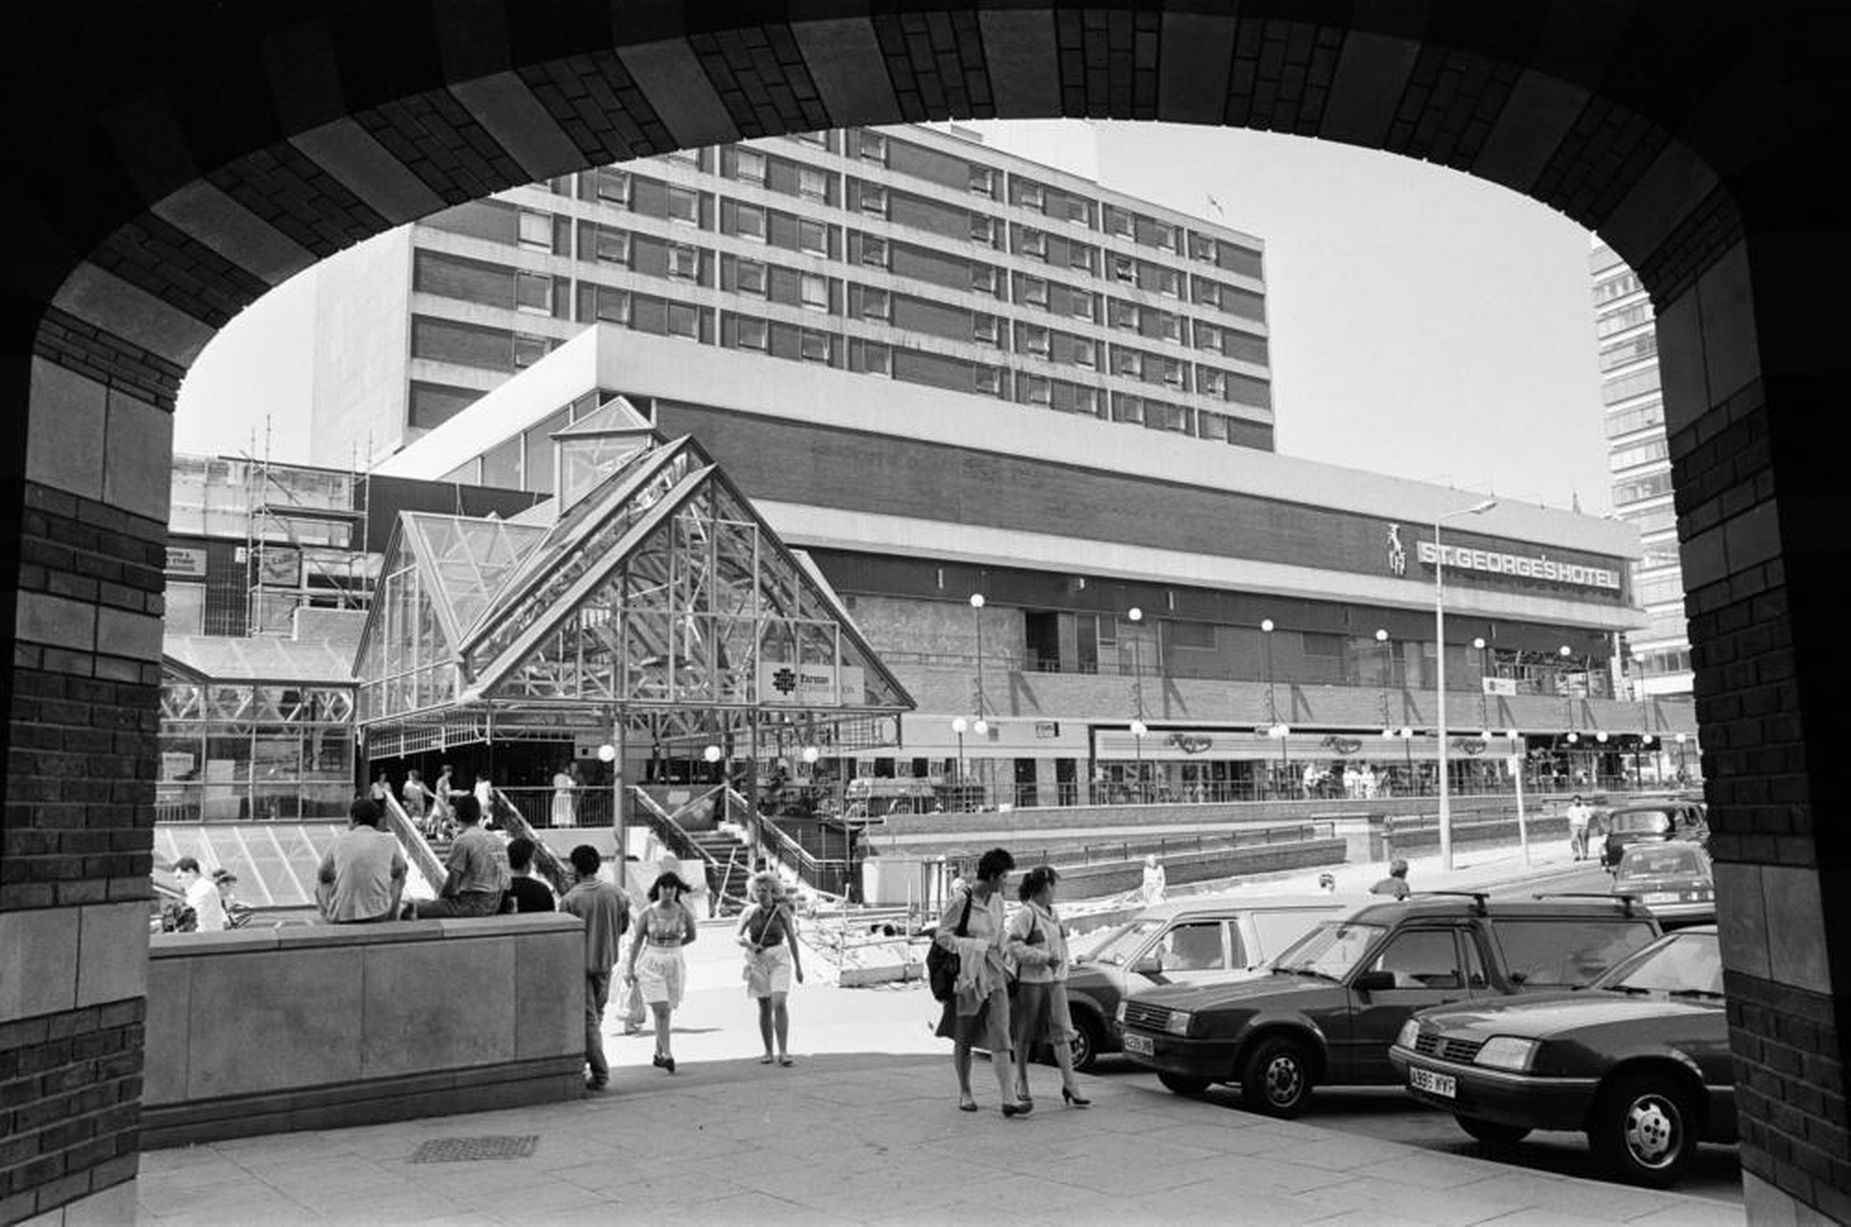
[165,547,208,577]
[1413,539,1620,591]
[757,661,864,706]
[1166,733,1213,754]
[1482,677,1518,696]
[1321,735,1364,756]
[1035,721,1060,738]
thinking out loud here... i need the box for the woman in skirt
[623,871,698,1073]
[1006,865,1090,1108]
[933,846,1029,1117]
[738,872,804,1065]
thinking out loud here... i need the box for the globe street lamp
[1375,628,1392,729]
[1434,498,1498,871]
[1128,606,1146,802]
[1130,717,1149,804]
[1260,618,1277,725]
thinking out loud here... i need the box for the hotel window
[970,264,998,293]
[1112,394,1145,425]
[800,274,829,312]
[798,220,829,256]
[1155,312,1181,342]
[1156,268,1182,299]
[1154,224,1178,252]
[1198,410,1228,442]
[594,168,630,204]
[1106,207,1134,238]
[1068,244,1094,273]
[1063,197,1092,226]
[970,167,997,196]
[517,210,552,252]
[1021,375,1051,405]
[1108,299,1137,330]
[513,333,549,368]
[975,366,1002,395]
[1161,359,1186,389]
[514,271,552,315]
[594,229,629,265]
[1073,386,1101,416]
[1110,253,1136,283]
[1188,233,1214,262]
[1069,292,1094,322]
[668,244,700,281]
[736,259,768,296]
[1148,401,1190,431]
[1023,326,1050,357]
[861,236,889,268]
[859,130,887,163]
[970,215,997,244]
[861,287,890,320]
[668,186,700,226]
[1018,183,1045,210]
[667,303,700,340]
[1196,279,1221,307]
[791,130,828,148]
[736,148,767,185]
[1200,369,1227,397]
[735,202,767,242]
[1021,276,1048,307]
[1020,229,1048,260]
[1194,320,1220,351]
[859,184,887,216]
[1072,341,1097,369]
[864,341,891,375]
[1115,350,1143,378]
[737,317,768,350]
[799,330,830,363]
[587,286,628,323]
[663,148,699,168]
[973,315,1000,344]
[798,167,829,201]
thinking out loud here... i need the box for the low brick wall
[1381,815,1569,860]
[142,914,586,1147]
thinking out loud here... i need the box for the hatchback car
[1117,895,1661,1116]
[1390,926,1733,1187]
[1600,802,1705,870]
[1611,843,1715,928]
[1062,893,1361,1069]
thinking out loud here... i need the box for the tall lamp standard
[1434,498,1498,872]
[1260,618,1277,725]
[951,717,967,795]
[1375,628,1392,731]
[1128,606,1146,803]
[1559,644,1576,789]
[970,593,987,805]
[1506,730,1531,866]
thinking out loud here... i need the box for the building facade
[309,124,1276,471]
[1591,241,1689,699]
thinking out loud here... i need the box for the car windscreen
[1085,919,1164,966]
[1271,921,1387,978]
[1489,918,1660,987]
[1616,845,1707,881]
[1597,931,1723,996]
[1609,811,1672,834]
[1250,907,1346,964]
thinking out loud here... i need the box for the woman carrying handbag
[1005,866,1090,1108]
[932,847,1030,1117]
[738,873,804,1065]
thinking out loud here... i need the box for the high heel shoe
[663,1055,676,1074]
[1000,1101,1033,1119]
[651,1053,665,1068]
[1061,1087,1091,1108]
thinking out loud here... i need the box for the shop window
[667,303,700,341]
[798,219,829,256]
[514,271,551,315]
[668,186,700,226]
[595,168,629,204]
[799,167,829,201]
[800,274,829,312]
[736,148,767,185]
[737,317,768,350]
[512,333,549,368]
[859,130,887,163]
[861,236,888,268]
[735,202,767,242]
[736,259,768,296]
[517,210,552,252]
[668,244,700,281]
[799,330,831,363]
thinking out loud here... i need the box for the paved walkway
[134,842,1742,1226]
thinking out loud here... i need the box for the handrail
[628,787,719,870]
[379,791,446,895]
[486,787,572,896]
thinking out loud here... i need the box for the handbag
[926,891,975,1002]
[1006,909,1043,1000]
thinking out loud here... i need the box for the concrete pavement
[132,836,1743,1226]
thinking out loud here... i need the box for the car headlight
[1474,1037,1539,1072]
[1395,1019,1421,1050]
[1165,1010,1193,1037]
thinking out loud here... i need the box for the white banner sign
[1416,539,1620,591]
[165,546,208,577]
[758,661,864,706]
[1482,676,1518,696]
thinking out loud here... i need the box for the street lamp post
[1129,606,1146,803]
[970,593,987,806]
[1434,498,1498,872]
[1375,628,1392,729]
[1130,718,1148,804]
[951,716,967,798]
[1261,618,1277,725]
[1473,637,1489,735]
[1506,730,1530,866]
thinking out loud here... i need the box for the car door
[1144,918,1234,986]
[1343,926,1479,1084]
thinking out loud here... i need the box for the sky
[176,121,1610,514]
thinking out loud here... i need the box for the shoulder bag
[926,891,975,1002]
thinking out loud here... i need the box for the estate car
[1116,894,1661,1117]
[1611,843,1715,928]
[1600,801,1707,870]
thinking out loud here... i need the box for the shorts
[636,946,685,1010]
[745,943,793,999]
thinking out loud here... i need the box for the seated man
[410,795,509,918]
[503,837,556,914]
[317,798,407,924]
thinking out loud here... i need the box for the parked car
[1599,801,1707,870]
[1389,926,1733,1187]
[1116,894,1662,1117]
[1061,893,1363,1070]
[1611,843,1715,928]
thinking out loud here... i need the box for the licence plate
[1123,1033,1154,1057]
[1409,1067,1456,1099]
[1643,892,1679,904]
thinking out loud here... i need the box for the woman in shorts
[623,871,698,1073]
[738,872,804,1066]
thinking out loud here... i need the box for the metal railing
[948,775,1691,812]
[484,788,573,895]
[379,791,446,895]
[1039,821,1339,869]
[491,786,614,830]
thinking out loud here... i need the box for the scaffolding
[244,423,372,635]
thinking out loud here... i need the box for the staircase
[688,827,752,915]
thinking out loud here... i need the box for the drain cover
[408,1135,540,1164]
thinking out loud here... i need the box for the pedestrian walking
[402,769,433,832]
[430,764,459,837]
[559,845,630,1091]
[1006,866,1090,1108]
[551,763,577,828]
[1566,793,1592,861]
[623,871,699,1073]
[370,772,391,804]
[738,872,804,1066]
[1139,853,1167,905]
[1370,858,1411,900]
[933,846,1029,1117]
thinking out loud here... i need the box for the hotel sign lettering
[1413,539,1620,591]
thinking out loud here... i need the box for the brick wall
[0,1004,144,1223]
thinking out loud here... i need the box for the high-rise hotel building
[308,124,1276,471]
[1589,242,1688,698]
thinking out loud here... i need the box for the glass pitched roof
[398,513,549,645]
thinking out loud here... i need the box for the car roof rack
[1412,890,1489,915]
[1532,890,1641,918]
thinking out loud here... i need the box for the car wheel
[1240,1036,1315,1118]
[1454,1115,1532,1147]
[1589,1073,1696,1188]
[1158,1071,1211,1096]
[1068,1013,1101,1074]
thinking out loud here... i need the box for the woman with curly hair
[933,846,1029,1117]
[623,871,699,1073]
[738,872,804,1066]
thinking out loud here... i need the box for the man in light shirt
[1566,794,1592,861]
[173,857,227,932]
[317,797,408,924]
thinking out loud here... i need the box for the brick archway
[3,5,1843,1222]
